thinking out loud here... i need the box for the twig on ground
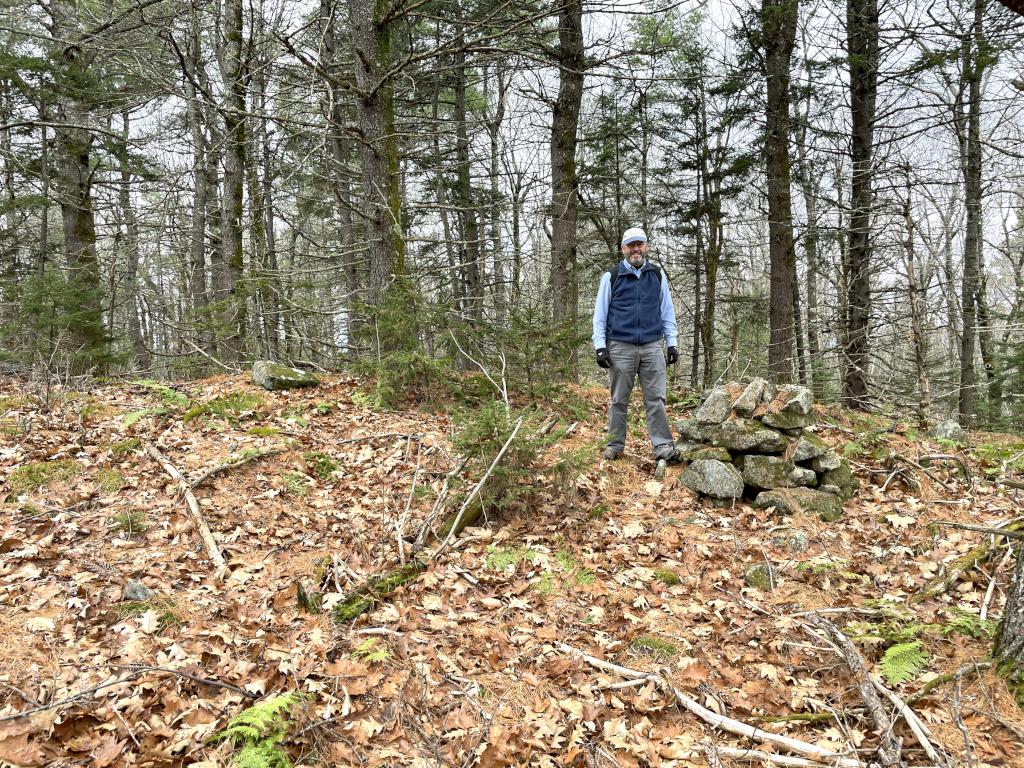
[931,520,1024,540]
[557,643,862,768]
[396,437,423,564]
[951,670,973,768]
[145,442,226,569]
[335,432,413,446]
[702,739,724,768]
[905,662,991,705]
[805,616,902,768]
[870,676,948,766]
[431,415,523,559]
[412,456,469,553]
[896,455,955,492]
[189,446,285,490]
[981,547,1012,621]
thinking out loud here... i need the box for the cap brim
[622,238,646,245]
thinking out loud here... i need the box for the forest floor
[1,373,1023,768]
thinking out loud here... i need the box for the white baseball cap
[621,227,647,245]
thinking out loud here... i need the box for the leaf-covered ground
[1,375,1022,767]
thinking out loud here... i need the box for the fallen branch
[145,442,226,569]
[805,617,902,768]
[905,662,991,705]
[870,677,948,766]
[931,519,1024,541]
[557,643,861,768]
[911,519,1024,604]
[189,447,285,490]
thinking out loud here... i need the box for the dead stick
[190,447,285,490]
[806,617,902,768]
[870,677,948,766]
[556,643,861,768]
[931,520,1024,540]
[145,442,226,569]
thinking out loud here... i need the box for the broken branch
[145,442,226,569]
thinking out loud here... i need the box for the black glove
[596,348,611,369]
[667,346,678,365]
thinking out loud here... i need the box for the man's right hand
[596,348,611,369]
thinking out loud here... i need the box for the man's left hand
[667,346,678,365]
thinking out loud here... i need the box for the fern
[211,693,304,768]
[880,641,929,685]
[352,638,391,664]
[943,608,997,639]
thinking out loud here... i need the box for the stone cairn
[675,379,859,521]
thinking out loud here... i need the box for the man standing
[592,227,678,461]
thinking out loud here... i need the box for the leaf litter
[0,375,1022,767]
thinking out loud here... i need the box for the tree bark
[549,0,584,340]
[902,172,930,430]
[762,0,799,385]
[958,0,986,425]
[116,112,149,370]
[844,0,878,409]
[453,24,483,322]
[347,0,406,311]
[217,0,248,362]
[994,544,1024,698]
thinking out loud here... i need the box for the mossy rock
[754,487,844,522]
[761,410,813,430]
[819,460,859,500]
[737,454,796,490]
[252,360,320,391]
[680,446,732,463]
[792,433,828,462]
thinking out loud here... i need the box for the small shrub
[96,469,124,493]
[8,459,79,493]
[210,692,305,768]
[110,438,142,457]
[303,451,337,480]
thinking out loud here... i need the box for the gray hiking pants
[606,340,675,459]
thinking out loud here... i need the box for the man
[592,227,678,462]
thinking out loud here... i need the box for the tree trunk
[549,0,584,341]
[902,172,930,430]
[762,0,799,385]
[50,0,106,373]
[217,0,247,362]
[453,25,483,322]
[994,545,1024,702]
[347,0,406,312]
[844,0,878,409]
[959,0,986,426]
[485,63,507,325]
[117,113,149,370]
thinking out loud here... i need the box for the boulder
[809,450,842,472]
[681,460,744,499]
[761,410,814,430]
[792,433,828,462]
[819,460,859,500]
[676,419,712,443]
[738,455,796,490]
[252,361,320,391]
[779,384,814,415]
[789,467,818,487]
[712,419,789,453]
[818,484,842,496]
[681,446,732,463]
[754,487,844,522]
[931,419,966,443]
[771,528,809,553]
[731,378,768,417]
[123,580,153,602]
[695,386,732,424]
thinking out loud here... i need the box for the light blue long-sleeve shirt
[592,260,677,349]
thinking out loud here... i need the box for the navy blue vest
[606,261,663,344]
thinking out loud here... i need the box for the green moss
[332,561,426,624]
[8,459,79,492]
[303,450,338,480]
[108,509,147,535]
[653,568,681,586]
[0,396,26,412]
[247,426,281,437]
[631,635,679,660]
[485,545,538,571]
[314,402,333,415]
[587,503,610,520]
[131,379,189,407]
[281,472,310,496]
[185,392,264,423]
[115,599,181,629]
[96,469,124,493]
[534,572,559,596]
[110,438,142,457]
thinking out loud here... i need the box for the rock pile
[675,379,858,521]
